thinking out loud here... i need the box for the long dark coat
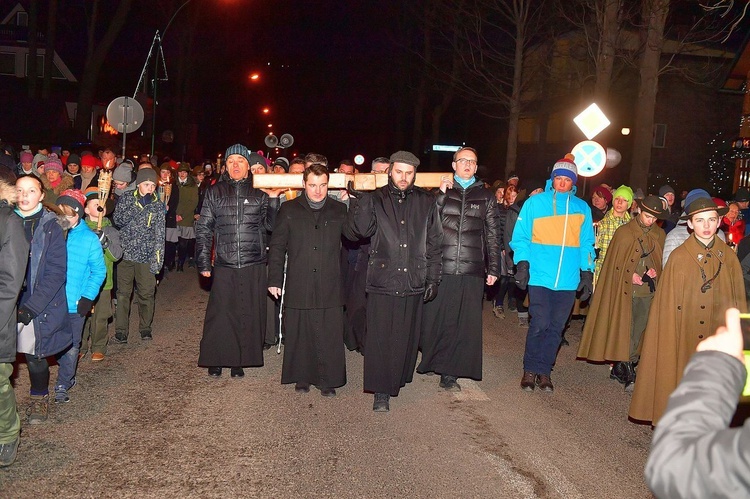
[629,235,746,424]
[267,195,348,387]
[0,185,28,363]
[577,219,665,362]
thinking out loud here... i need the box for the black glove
[577,270,594,302]
[77,297,94,316]
[423,282,439,303]
[347,181,366,200]
[514,261,530,290]
[17,308,33,325]
[641,272,656,293]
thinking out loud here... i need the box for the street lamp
[134,0,195,157]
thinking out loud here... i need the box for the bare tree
[74,0,133,139]
[42,0,58,99]
[27,0,38,98]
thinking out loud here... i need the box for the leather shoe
[295,382,310,393]
[207,367,222,377]
[230,367,244,378]
[439,375,461,392]
[520,371,536,391]
[373,393,390,412]
[535,374,554,392]
[320,388,336,397]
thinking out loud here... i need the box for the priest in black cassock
[267,164,350,396]
[346,150,443,412]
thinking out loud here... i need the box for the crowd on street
[0,142,747,496]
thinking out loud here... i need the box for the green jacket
[176,177,199,227]
[84,218,122,290]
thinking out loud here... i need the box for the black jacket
[436,181,499,277]
[268,195,348,309]
[0,198,29,362]
[347,182,443,297]
[195,173,279,271]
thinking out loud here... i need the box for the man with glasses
[629,197,746,425]
[417,147,499,391]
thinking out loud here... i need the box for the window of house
[24,53,44,77]
[0,53,15,75]
[16,12,28,27]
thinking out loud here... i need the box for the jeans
[523,286,575,376]
[56,313,85,391]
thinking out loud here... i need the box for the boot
[610,362,628,384]
[27,394,49,424]
[624,362,636,392]
[373,393,390,412]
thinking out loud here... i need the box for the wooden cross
[252,172,451,190]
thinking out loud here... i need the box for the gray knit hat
[225,144,251,164]
[136,167,158,186]
[389,150,420,168]
[113,160,134,183]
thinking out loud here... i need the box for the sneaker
[54,387,70,404]
[520,371,536,391]
[0,436,19,467]
[492,305,505,319]
[535,374,554,392]
[111,333,127,344]
[439,375,461,392]
[26,394,49,424]
[140,331,153,341]
[373,393,390,412]
[91,352,105,362]
[518,316,529,327]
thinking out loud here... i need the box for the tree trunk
[593,0,621,104]
[506,5,526,179]
[42,0,58,99]
[74,0,133,139]
[628,0,669,192]
[27,0,38,98]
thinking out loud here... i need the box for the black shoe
[373,393,390,412]
[140,331,152,341]
[187,259,195,268]
[263,342,276,351]
[610,362,628,384]
[208,367,222,377]
[230,367,244,378]
[320,388,336,397]
[439,375,461,392]
[295,382,310,393]
[111,333,127,344]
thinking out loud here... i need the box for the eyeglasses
[455,158,477,166]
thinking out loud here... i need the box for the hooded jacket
[113,189,166,274]
[64,221,106,314]
[0,181,29,362]
[510,179,595,291]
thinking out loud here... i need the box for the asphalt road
[0,271,655,498]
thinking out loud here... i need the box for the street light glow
[262,108,270,114]
[249,73,260,81]
[267,124,273,128]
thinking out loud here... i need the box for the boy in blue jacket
[511,155,596,392]
[54,189,106,403]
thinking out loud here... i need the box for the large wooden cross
[252,172,451,190]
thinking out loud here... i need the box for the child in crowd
[53,189,106,403]
[14,175,69,423]
[80,187,122,361]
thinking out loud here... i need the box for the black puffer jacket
[195,174,279,271]
[436,181,499,277]
[347,183,443,296]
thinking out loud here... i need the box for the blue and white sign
[571,140,606,178]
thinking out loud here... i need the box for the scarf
[454,175,475,189]
[305,192,326,210]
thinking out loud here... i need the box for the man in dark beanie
[346,150,443,412]
[658,184,680,232]
[112,166,165,343]
[196,144,281,378]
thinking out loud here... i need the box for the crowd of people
[0,142,748,493]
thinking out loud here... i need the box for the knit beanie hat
[44,153,64,174]
[81,155,98,168]
[84,186,99,200]
[136,167,158,186]
[113,160,134,183]
[248,152,266,167]
[389,150,420,167]
[612,185,634,208]
[225,144,251,164]
[593,185,612,204]
[551,154,577,183]
[67,154,81,167]
[57,188,86,215]
[273,157,289,172]
[658,184,675,197]
[20,151,33,163]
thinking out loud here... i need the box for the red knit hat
[81,155,98,168]
[57,189,87,215]
[593,185,612,204]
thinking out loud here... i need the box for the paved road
[0,272,654,498]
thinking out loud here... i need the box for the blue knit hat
[224,144,251,164]
[551,154,577,183]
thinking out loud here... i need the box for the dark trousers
[177,237,195,266]
[25,354,49,396]
[494,276,517,308]
[165,241,177,269]
[523,286,575,376]
[115,260,156,338]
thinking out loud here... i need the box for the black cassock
[267,196,349,389]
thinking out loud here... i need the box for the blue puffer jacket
[18,210,71,357]
[65,221,106,313]
[511,179,595,291]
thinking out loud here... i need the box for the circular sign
[106,96,144,134]
[571,140,606,178]
[354,154,365,166]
